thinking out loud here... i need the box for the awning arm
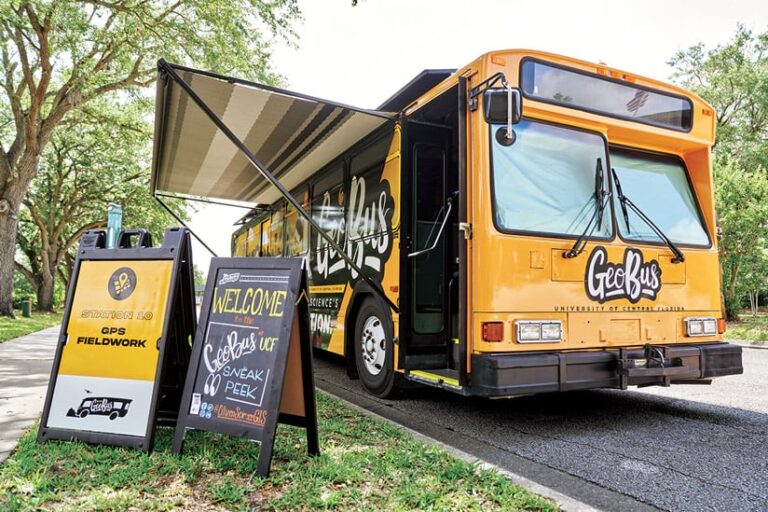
[155,195,218,257]
[155,192,254,210]
[157,59,399,314]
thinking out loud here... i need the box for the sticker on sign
[190,393,201,415]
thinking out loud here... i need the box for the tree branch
[14,261,39,288]
[63,220,106,253]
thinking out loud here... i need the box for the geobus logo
[585,246,661,304]
[108,267,137,300]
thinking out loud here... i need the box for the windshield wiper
[611,167,685,264]
[612,167,631,232]
[564,158,609,259]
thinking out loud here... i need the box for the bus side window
[260,218,271,256]
[286,188,310,256]
[233,230,247,257]
[269,203,285,257]
[246,224,259,257]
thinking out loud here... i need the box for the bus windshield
[610,150,709,246]
[491,120,612,238]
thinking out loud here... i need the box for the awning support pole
[155,195,218,257]
[157,59,399,314]
[156,192,254,210]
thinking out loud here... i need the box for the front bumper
[470,342,743,397]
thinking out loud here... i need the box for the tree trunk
[36,265,55,312]
[0,145,43,317]
[724,261,741,321]
[0,200,20,317]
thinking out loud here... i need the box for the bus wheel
[109,411,119,420]
[354,298,401,398]
[78,410,88,418]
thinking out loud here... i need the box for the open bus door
[399,79,467,391]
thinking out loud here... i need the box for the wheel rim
[361,314,386,376]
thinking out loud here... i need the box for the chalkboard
[173,257,318,477]
[38,227,196,452]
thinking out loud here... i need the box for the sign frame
[38,227,197,452]
[172,257,318,477]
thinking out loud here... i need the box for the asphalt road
[312,347,768,512]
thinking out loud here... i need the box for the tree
[669,26,768,320]
[0,1,300,317]
[14,97,186,311]
[669,25,768,165]
[714,158,768,320]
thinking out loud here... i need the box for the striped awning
[151,63,394,205]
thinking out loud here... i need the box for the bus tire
[354,298,401,398]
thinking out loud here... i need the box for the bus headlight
[684,317,717,337]
[516,320,562,343]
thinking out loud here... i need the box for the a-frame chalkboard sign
[38,227,196,452]
[173,257,318,477]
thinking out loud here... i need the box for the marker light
[516,320,563,343]
[684,317,718,337]
[482,322,504,342]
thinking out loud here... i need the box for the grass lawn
[0,392,556,511]
[726,312,768,344]
[0,310,62,343]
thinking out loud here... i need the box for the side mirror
[483,87,522,125]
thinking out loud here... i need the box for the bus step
[405,369,465,393]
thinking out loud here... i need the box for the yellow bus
[153,50,742,399]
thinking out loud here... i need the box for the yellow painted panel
[609,319,641,344]
[58,260,173,381]
[529,250,545,269]
[551,248,584,282]
[659,254,686,284]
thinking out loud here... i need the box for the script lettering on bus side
[315,190,347,279]
[585,246,662,304]
[346,176,391,279]
[313,175,394,281]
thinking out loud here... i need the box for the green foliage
[0,393,556,511]
[0,310,62,342]
[669,25,768,166]
[670,26,768,319]
[1,0,301,316]
[714,159,768,318]
[193,265,207,287]
[727,313,768,343]
[15,97,188,310]
[11,269,34,308]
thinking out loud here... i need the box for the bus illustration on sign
[67,397,132,421]
[152,49,743,400]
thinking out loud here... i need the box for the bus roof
[378,69,455,111]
